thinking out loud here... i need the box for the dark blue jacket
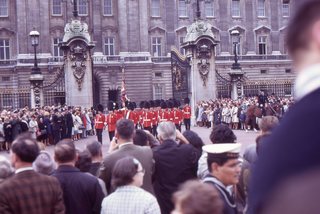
[249,88,320,213]
[53,165,104,214]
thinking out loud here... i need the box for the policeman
[202,143,241,214]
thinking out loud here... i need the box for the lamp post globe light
[29,30,41,74]
[29,29,44,108]
[228,29,245,100]
[230,29,241,70]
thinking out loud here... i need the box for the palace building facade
[0,0,295,108]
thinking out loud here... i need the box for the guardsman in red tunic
[142,101,153,133]
[173,100,183,132]
[159,101,169,123]
[125,102,137,125]
[94,104,105,143]
[183,97,191,130]
[105,102,117,141]
[166,101,174,122]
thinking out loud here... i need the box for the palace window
[52,0,62,15]
[152,37,162,57]
[282,1,290,17]
[2,76,9,82]
[205,1,214,17]
[151,0,160,17]
[0,0,8,17]
[53,38,63,57]
[0,39,10,60]
[258,36,267,55]
[257,0,265,17]
[179,36,186,55]
[104,37,115,56]
[154,85,163,99]
[231,0,240,17]
[104,0,112,16]
[178,0,188,17]
[78,0,88,16]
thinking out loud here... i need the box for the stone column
[29,74,44,108]
[64,42,94,108]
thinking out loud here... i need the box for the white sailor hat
[203,143,241,158]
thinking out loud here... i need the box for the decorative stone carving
[63,19,91,43]
[184,20,215,43]
[70,44,87,90]
[198,58,209,86]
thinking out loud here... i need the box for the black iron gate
[171,48,190,102]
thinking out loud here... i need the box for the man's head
[86,141,103,161]
[172,180,223,214]
[258,116,279,134]
[157,122,176,142]
[204,144,241,186]
[11,133,40,168]
[287,1,320,69]
[54,139,77,165]
[133,129,149,146]
[115,119,135,142]
[210,124,237,144]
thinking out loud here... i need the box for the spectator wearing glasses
[101,157,160,214]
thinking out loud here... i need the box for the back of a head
[86,141,102,158]
[75,150,92,172]
[183,130,204,150]
[11,133,40,163]
[258,116,279,134]
[33,151,56,175]
[173,180,223,214]
[287,0,320,58]
[116,119,135,140]
[54,139,76,164]
[112,157,140,189]
[0,155,14,181]
[157,122,176,141]
[133,130,148,146]
[210,124,237,144]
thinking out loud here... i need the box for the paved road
[0,126,258,158]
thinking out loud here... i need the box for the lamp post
[29,30,40,74]
[231,29,241,70]
[229,29,244,100]
[29,30,44,108]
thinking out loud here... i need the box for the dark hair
[111,157,139,188]
[183,130,204,151]
[287,1,320,56]
[86,141,102,158]
[209,124,237,144]
[173,180,223,214]
[75,150,92,172]
[133,130,148,146]
[207,153,235,172]
[11,133,39,163]
[54,139,76,163]
[116,119,135,140]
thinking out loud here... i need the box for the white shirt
[101,186,160,214]
[295,63,320,100]
[15,167,34,174]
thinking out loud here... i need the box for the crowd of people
[195,92,293,131]
[0,98,192,152]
